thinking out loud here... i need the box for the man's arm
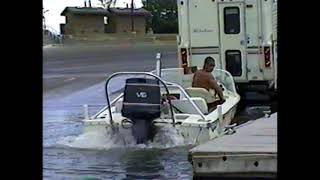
[208,78,225,101]
[192,72,197,87]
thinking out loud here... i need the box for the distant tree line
[143,0,178,34]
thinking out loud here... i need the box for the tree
[97,0,117,9]
[143,0,178,34]
[98,0,136,32]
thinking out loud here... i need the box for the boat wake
[56,127,194,150]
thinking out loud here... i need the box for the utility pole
[131,0,134,32]
[43,9,49,30]
[88,0,92,8]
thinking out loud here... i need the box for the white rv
[177,0,277,96]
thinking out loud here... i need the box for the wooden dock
[189,113,277,178]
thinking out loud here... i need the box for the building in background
[60,7,151,35]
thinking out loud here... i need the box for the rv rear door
[219,2,247,81]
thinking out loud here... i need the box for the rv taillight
[264,46,271,68]
[180,48,188,73]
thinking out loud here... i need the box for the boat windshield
[150,68,237,94]
[98,72,206,120]
[95,69,237,119]
[212,69,237,94]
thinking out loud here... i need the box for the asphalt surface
[43,43,178,102]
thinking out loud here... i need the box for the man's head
[203,56,215,72]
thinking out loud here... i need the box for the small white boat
[82,55,240,145]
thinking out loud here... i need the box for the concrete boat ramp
[189,113,277,178]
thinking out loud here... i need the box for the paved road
[43,43,178,103]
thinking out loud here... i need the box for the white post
[156,52,162,77]
[217,105,223,135]
[83,104,90,120]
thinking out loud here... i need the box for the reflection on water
[44,146,193,179]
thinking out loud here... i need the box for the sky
[43,0,143,33]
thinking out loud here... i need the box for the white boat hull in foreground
[82,68,240,145]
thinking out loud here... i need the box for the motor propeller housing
[121,78,161,144]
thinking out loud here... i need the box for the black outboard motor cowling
[121,78,161,144]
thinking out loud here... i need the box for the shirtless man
[192,57,226,111]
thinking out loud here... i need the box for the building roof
[61,7,151,17]
[109,8,151,16]
[61,7,110,16]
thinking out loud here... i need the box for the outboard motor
[121,78,161,144]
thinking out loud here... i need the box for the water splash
[56,131,125,150]
[149,127,192,148]
[56,126,193,150]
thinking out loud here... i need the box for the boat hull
[82,105,238,145]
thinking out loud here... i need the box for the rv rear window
[224,7,240,34]
[226,50,242,76]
